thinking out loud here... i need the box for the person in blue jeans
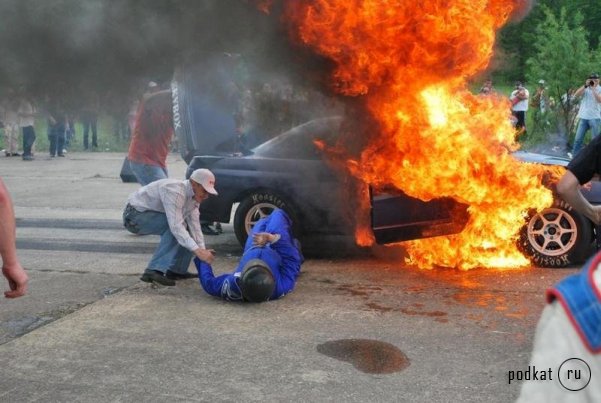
[196,209,303,302]
[47,104,67,158]
[570,73,601,157]
[123,169,218,286]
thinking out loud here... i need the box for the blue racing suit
[546,252,601,352]
[195,209,303,301]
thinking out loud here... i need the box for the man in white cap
[123,168,218,286]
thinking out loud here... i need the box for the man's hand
[195,248,216,264]
[2,263,28,298]
[252,232,278,247]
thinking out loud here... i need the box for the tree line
[496,0,601,143]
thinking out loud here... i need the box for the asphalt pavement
[0,151,580,402]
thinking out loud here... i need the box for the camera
[588,80,595,87]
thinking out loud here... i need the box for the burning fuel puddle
[317,339,410,374]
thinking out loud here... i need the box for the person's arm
[255,209,302,297]
[593,87,601,103]
[0,178,28,298]
[160,184,214,263]
[194,258,242,301]
[557,170,601,224]
[185,206,214,263]
[573,85,586,98]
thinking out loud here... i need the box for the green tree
[497,0,601,81]
[524,7,600,143]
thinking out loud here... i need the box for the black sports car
[182,115,601,268]
[185,117,469,243]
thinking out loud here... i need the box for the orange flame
[279,0,560,270]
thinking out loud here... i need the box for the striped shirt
[127,179,205,251]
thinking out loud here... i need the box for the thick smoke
[0,0,322,103]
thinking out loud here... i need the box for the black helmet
[239,259,275,302]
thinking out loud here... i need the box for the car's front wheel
[518,199,594,268]
[233,191,298,246]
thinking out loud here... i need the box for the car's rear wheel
[233,191,298,246]
[518,199,594,268]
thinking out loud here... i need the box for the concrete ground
[0,151,579,402]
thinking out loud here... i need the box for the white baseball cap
[190,169,218,195]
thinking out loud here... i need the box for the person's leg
[572,119,590,155]
[128,160,168,186]
[8,124,18,155]
[4,126,12,156]
[122,207,175,281]
[516,111,526,134]
[123,208,169,236]
[169,246,194,274]
[91,117,98,148]
[22,126,33,158]
[57,130,65,156]
[147,230,182,274]
[48,132,57,157]
[26,126,35,158]
[83,119,90,149]
[531,109,542,136]
[590,119,601,139]
[123,207,192,277]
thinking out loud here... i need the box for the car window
[252,117,343,160]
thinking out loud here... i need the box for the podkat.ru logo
[508,358,591,392]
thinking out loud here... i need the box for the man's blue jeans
[123,205,193,274]
[129,160,168,186]
[22,125,36,157]
[48,127,65,156]
[572,118,601,156]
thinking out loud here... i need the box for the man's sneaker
[22,155,34,161]
[166,271,198,280]
[140,270,175,286]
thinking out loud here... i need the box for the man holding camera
[570,73,601,157]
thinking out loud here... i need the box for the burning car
[512,151,598,268]
[182,116,600,269]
